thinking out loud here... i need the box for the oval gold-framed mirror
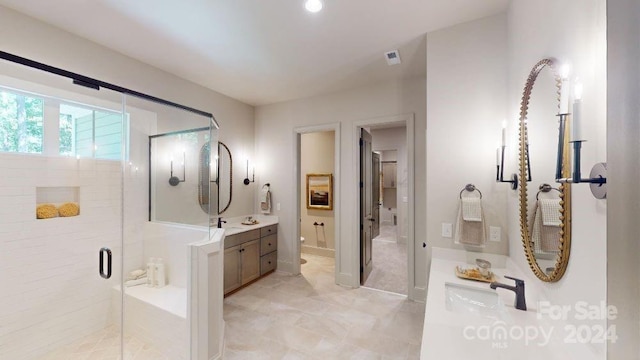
[518,58,572,282]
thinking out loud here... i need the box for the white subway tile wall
[0,153,125,359]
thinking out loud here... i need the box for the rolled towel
[126,269,147,281]
[125,278,147,287]
[461,197,482,222]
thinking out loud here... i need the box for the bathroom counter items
[220,215,279,236]
[421,248,600,360]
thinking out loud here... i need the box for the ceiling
[0,0,509,106]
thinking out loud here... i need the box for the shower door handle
[99,247,112,279]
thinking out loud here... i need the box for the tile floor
[39,252,424,360]
[222,254,425,359]
[363,225,408,295]
[38,325,169,360]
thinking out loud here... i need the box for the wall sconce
[496,120,526,190]
[243,159,255,185]
[555,79,607,199]
[169,152,186,186]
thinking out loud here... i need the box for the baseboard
[301,245,335,258]
[277,259,295,274]
[337,272,357,288]
[410,286,427,303]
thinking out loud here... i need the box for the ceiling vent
[384,50,401,66]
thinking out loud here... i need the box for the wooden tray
[241,220,260,225]
[455,266,497,283]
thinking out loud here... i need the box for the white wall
[300,131,335,253]
[507,1,607,357]
[255,76,427,299]
[606,0,640,358]
[0,5,256,218]
[371,127,407,243]
[426,14,510,280]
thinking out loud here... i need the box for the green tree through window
[0,90,44,153]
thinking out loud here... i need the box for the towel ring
[459,184,482,199]
[536,183,561,200]
[262,183,270,189]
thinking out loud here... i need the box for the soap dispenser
[146,257,156,287]
[156,258,166,288]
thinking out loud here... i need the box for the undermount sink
[445,282,508,320]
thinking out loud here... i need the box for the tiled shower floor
[38,325,169,360]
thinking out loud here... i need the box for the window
[0,89,44,154]
[59,103,124,160]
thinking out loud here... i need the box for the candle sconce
[169,152,186,186]
[556,138,607,199]
[243,159,255,185]
[496,144,528,190]
[554,84,607,199]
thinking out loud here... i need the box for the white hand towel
[455,205,486,246]
[531,201,560,253]
[461,197,482,222]
[260,188,271,214]
[531,202,543,252]
[540,198,561,227]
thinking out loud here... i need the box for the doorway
[356,116,413,296]
[293,124,341,281]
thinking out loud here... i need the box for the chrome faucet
[490,276,527,311]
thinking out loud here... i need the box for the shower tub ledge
[112,284,188,359]
[111,227,225,360]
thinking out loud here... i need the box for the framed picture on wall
[306,173,333,210]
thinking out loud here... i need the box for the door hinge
[359,138,363,146]
[359,181,363,188]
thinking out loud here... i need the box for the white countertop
[219,214,278,236]
[421,248,600,360]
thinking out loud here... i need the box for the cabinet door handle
[268,261,271,264]
[268,243,271,246]
[99,247,112,279]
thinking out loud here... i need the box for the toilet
[300,237,307,264]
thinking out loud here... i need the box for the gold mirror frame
[518,58,572,282]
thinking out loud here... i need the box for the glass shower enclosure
[0,52,219,360]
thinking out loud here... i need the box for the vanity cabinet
[223,223,278,296]
[259,224,278,275]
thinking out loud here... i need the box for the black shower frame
[0,51,216,120]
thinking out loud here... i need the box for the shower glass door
[121,94,217,359]
[0,57,125,359]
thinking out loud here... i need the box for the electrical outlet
[490,226,501,242]
[276,202,281,211]
[442,223,452,238]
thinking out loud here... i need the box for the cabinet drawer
[260,234,277,256]
[260,224,277,237]
[260,251,277,275]
[224,229,260,249]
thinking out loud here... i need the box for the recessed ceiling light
[305,0,323,13]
